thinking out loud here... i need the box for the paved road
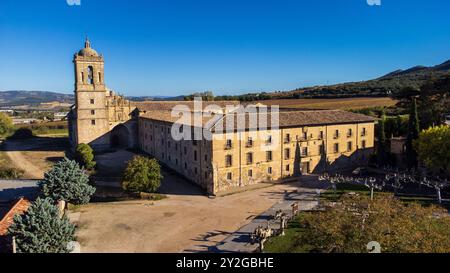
[213,182,322,253]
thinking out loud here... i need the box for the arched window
[87,66,94,85]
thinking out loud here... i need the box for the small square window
[227,172,232,180]
[90,99,95,104]
[91,120,96,125]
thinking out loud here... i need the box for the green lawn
[264,215,312,253]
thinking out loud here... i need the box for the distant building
[53,112,69,121]
[68,39,376,195]
[12,118,40,125]
[390,136,407,169]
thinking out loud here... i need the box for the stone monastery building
[68,39,376,195]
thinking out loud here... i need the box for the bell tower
[72,38,110,149]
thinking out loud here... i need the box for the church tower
[72,38,110,149]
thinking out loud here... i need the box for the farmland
[258,97,397,110]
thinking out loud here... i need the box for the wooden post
[12,236,17,254]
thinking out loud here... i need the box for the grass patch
[264,215,312,253]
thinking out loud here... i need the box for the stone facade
[69,39,376,195]
[69,39,136,150]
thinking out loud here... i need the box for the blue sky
[0,0,449,96]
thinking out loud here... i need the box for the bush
[0,166,25,179]
[414,125,450,173]
[122,156,163,193]
[296,194,450,253]
[0,113,13,137]
[74,143,96,170]
[9,128,34,139]
[8,197,76,253]
[39,158,96,205]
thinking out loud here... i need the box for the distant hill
[268,59,450,99]
[0,91,74,107]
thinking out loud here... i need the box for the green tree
[296,194,450,253]
[377,110,387,167]
[414,125,450,173]
[122,156,163,193]
[0,112,13,136]
[406,99,420,170]
[39,158,96,205]
[74,143,96,170]
[8,198,75,253]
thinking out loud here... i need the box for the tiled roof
[0,198,30,236]
[140,106,375,132]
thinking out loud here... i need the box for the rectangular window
[286,164,290,172]
[347,141,353,152]
[248,169,253,177]
[266,135,272,145]
[91,120,96,125]
[225,139,232,149]
[246,152,253,165]
[193,140,198,146]
[90,99,95,104]
[284,134,291,143]
[334,143,339,153]
[194,150,198,161]
[268,167,273,174]
[347,129,353,137]
[362,128,367,137]
[266,151,273,162]
[194,168,198,175]
[303,132,308,140]
[284,148,291,160]
[227,172,232,180]
[319,131,324,139]
[204,154,208,162]
[246,137,253,147]
[334,130,340,139]
[91,110,95,115]
[226,155,233,167]
[302,147,308,156]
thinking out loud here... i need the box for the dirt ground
[2,137,68,179]
[75,176,321,253]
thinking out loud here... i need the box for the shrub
[74,143,96,170]
[414,125,450,173]
[0,113,13,137]
[0,166,25,179]
[39,158,96,205]
[122,156,163,193]
[8,197,76,253]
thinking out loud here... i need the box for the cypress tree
[377,110,387,167]
[406,98,420,170]
[8,198,75,253]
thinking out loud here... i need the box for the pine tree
[39,158,96,205]
[8,198,75,253]
[406,98,420,170]
[377,110,387,167]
